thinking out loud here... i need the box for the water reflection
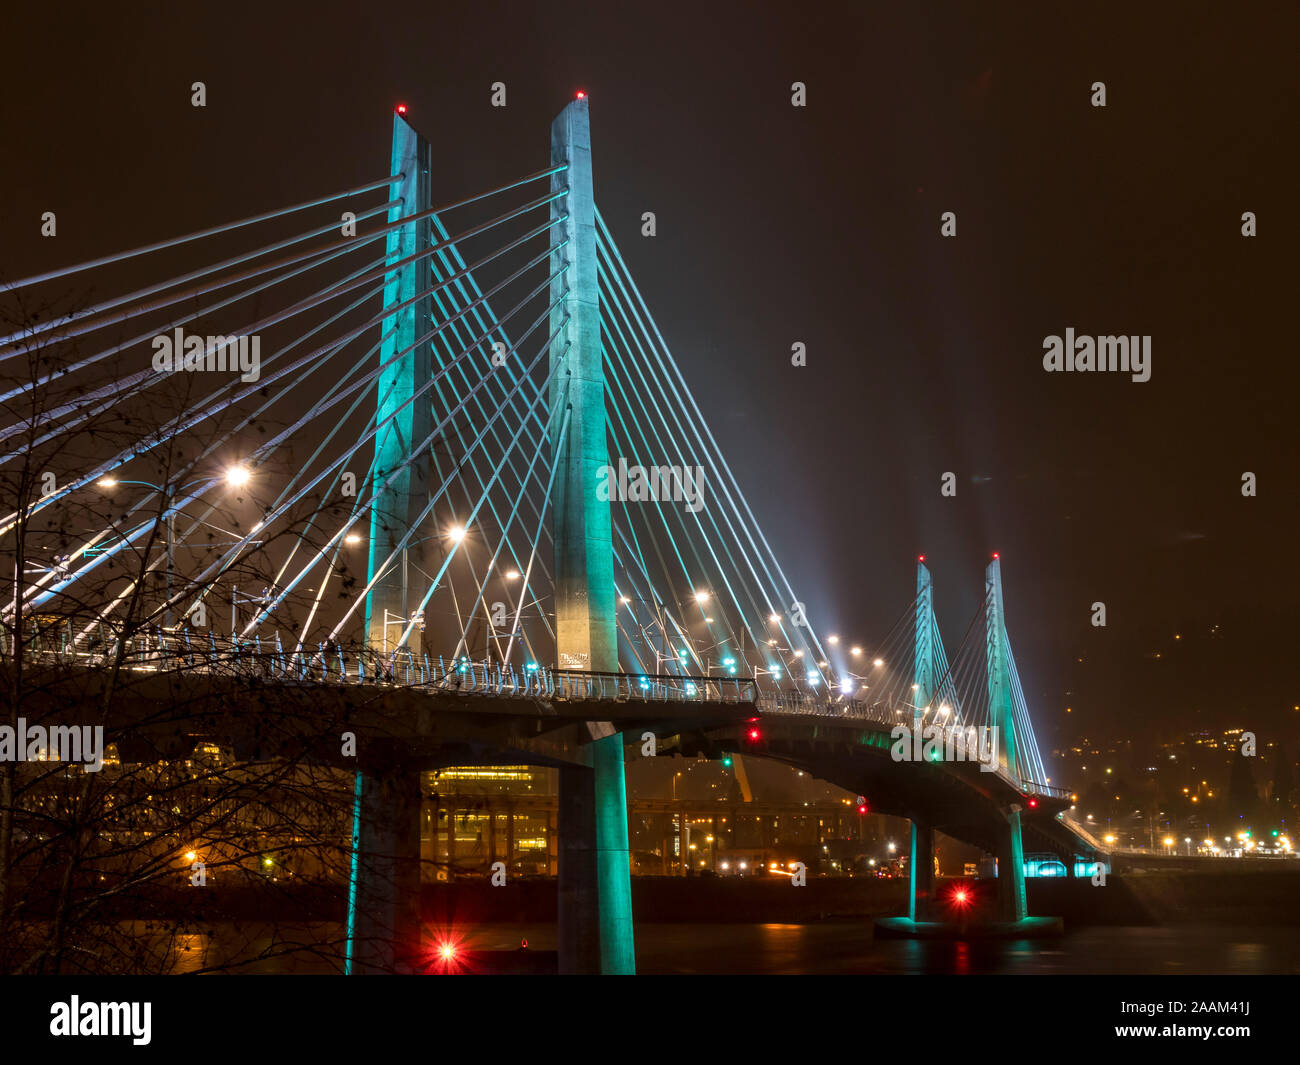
[108,921,1300,975]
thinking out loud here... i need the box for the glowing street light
[850,646,862,657]
[872,657,884,668]
[225,465,252,488]
[827,635,839,645]
[693,590,709,604]
[344,533,362,545]
[447,524,466,542]
[504,569,520,580]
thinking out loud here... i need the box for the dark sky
[4,1,1298,755]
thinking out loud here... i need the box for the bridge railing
[14,637,760,704]
[547,669,756,704]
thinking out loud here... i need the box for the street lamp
[98,466,252,629]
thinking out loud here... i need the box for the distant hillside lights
[151,327,260,383]
[1043,330,1151,383]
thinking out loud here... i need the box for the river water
[156,921,1300,975]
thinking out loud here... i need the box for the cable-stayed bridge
[1,97,1092,973]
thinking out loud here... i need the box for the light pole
[619,590,710,672]
[98,465,251,630]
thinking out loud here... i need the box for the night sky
[4,1,1298,755]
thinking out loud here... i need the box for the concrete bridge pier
[350,764,424,974]
[908,820,935,921]
[557,761,600,973]
[556,729,635,974]
[996,806,1029,922]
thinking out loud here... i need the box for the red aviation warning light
[992,552,999,560]
[575,90,587,99]
[395,103,408,115]
[1026,797,1039,809]
[918,555,925,563]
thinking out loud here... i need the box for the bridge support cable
[243,284,573,641]
[10,276,394,620]
[363,338,569,654]
[597,253,796,668]
[12,221,568,582]
[5,160,567,350]
[0,181,571,448]
[604,426,727,676]
[599,276,816,682]
[23,267,570,624]
[0,199,402,351]
[502,406,569,666]
[597,233,829,688]
[70,292,395,641]
[238,270,573,643]
[601,365,750,674]
[599,298,773,675]
[594,208,834,673]
[0,238,393,457]
[323,317,570,648]
[1007,641,1049,787]
[448,392,564,662]
[2,174,400,293]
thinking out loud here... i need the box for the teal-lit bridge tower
[351,99,636,975]
[365,112,432,654]
[909,558,936,921]
[876,555,1060,938]
[986,555,1028,923]
[548,96,635,975]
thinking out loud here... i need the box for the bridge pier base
[557,762,599,974]
[996,808,1029,922]
[556,733,636,975]
[350,765,423,974]
[908,820,934,921]
[592,731,635,974]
